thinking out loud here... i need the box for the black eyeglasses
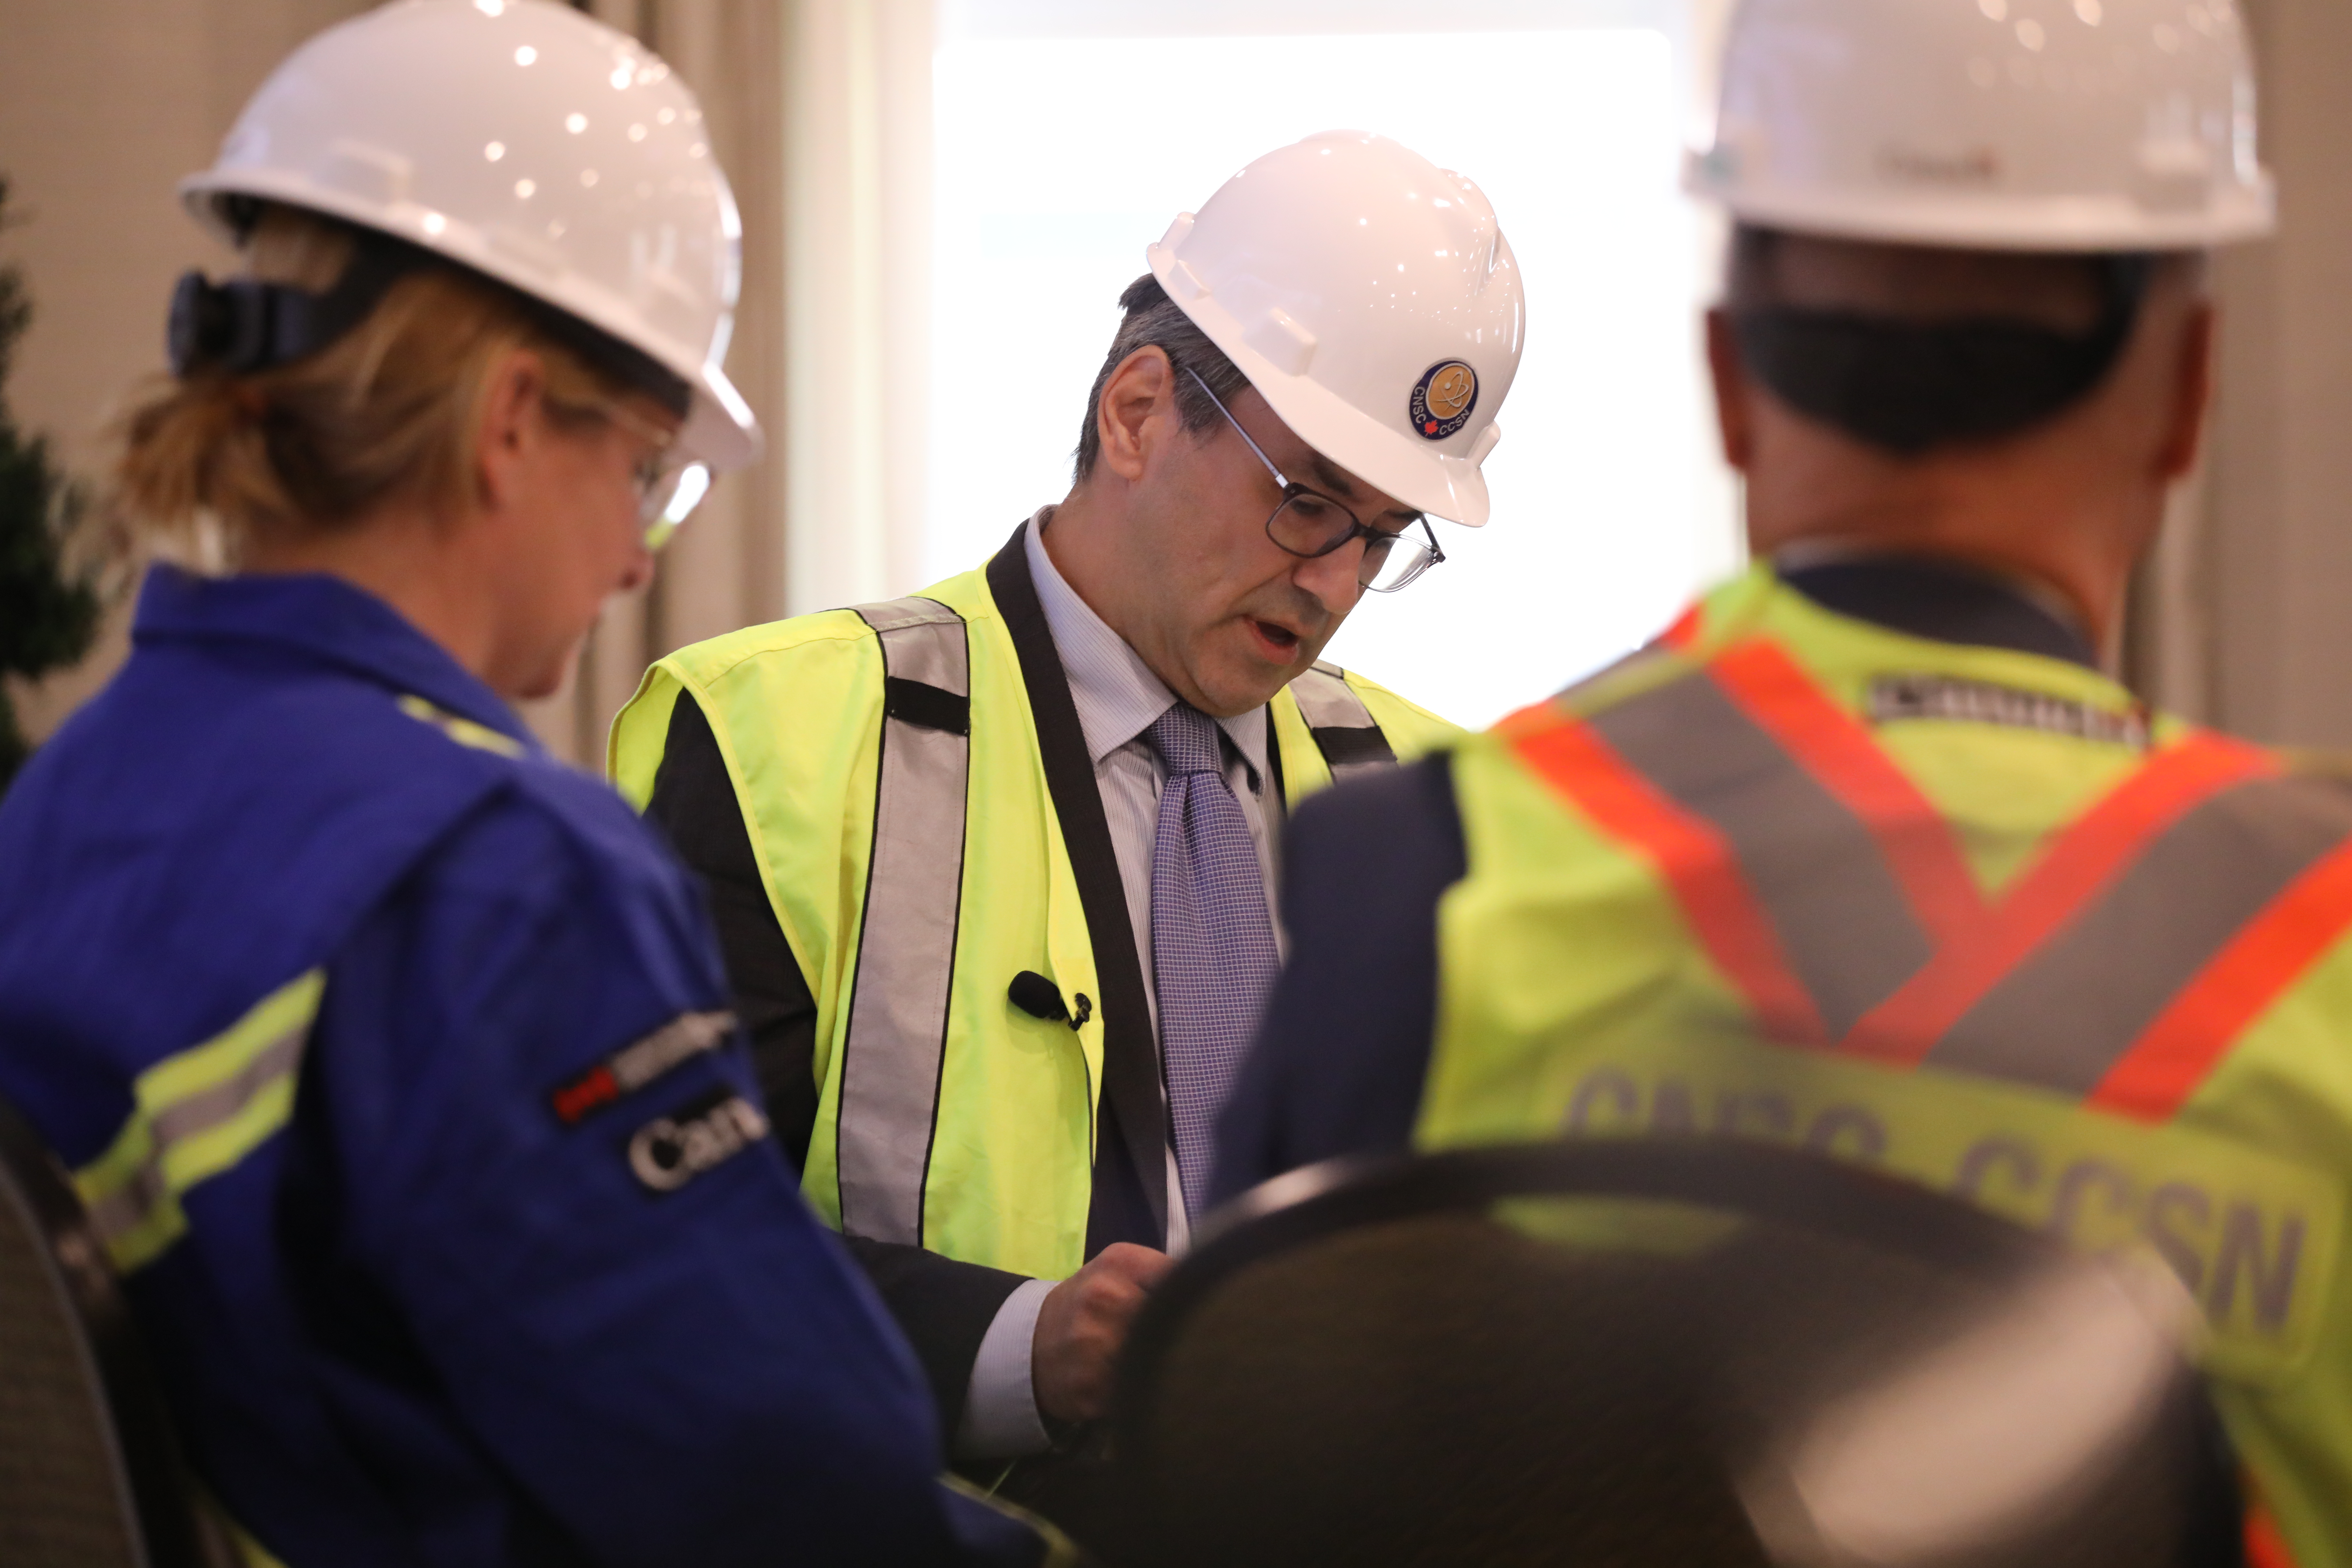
[1185,368,1445,594]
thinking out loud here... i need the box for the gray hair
[1072,273,1250,482]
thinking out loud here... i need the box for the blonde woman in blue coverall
[0,4,1051,1564]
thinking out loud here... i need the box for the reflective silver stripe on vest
[835,597,972,1246]
[1589,665,2352,1082]
[1932,772,2352,1092]
[1589,668,1933,1040]
[1289,662,1397,785]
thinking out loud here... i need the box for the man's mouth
[1246,617,1303,659]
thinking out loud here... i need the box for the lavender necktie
[1146,701,1281,1221]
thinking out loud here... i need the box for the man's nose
[1291,540,1365,618]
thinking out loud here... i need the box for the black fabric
[837,1235,1028,1444]
[985,526,1170,1253]
[1213,753,1467,1203]
[1779,556,2096,668]
[644,693,821,1169]
[885,676,971,736]
[1732,255,2152,456]
[168,238,419,379]
[642,691,1027,1439]
[1311,726,1398,769]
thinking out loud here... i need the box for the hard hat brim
[179,169,762,473]
[1685,156,2279,255]
[1149,243,1493,528]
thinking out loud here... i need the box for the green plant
[0,174,100,793]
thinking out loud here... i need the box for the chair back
[0,1090,232,1568]
[1114,1138,2243,1568]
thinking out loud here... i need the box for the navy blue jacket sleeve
[303,781,1037,1567]
[1211,753,1467,1205]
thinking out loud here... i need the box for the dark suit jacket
[642,528,1184,1438]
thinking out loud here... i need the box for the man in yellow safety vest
[608,131,1524,1523]
[1218,4,2342,1562]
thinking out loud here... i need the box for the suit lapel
[984,527,1170,1247]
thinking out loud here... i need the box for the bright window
[931,2,1738,728]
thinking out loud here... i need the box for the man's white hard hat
[1687,0,2276,252]
[1148,132,1526,528]
[180,0,760,471]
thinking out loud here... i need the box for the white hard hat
[180,0,760,471]
[1148,132,1525,527]
[1687,0,2276,253]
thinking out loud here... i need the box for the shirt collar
[1023,509,1271,783]
[1772,546,2098,669]
[132,564,540,751]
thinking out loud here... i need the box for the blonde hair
[112,205,634,564]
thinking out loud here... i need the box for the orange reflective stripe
[1585,663,1934,1036]
[1933,773,2352,1096]
[2245,1504,2300,1568]
[1516,642,2352,1120]
[1840,730,2274,1064]
[1656,603,1702,651]
[2093,836,2352,1122]
[1502,702,1826,1043]
[1708,640,1984,946]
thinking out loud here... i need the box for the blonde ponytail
[110,206,631,565]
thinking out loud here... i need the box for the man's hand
[1031,1242,1172,1424]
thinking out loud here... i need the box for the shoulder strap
[833,595,971,1247]
[985,530,1170,1247]
[1289,662,1398,785]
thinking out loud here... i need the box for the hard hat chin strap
[1731,255,2154,457]
[166,229,692,420]
[168,239,418,380]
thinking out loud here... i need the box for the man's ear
[2152,299,2216,483]
[474,348,548,512]
[1705,309,1757,473]
[1093,346,1177,484]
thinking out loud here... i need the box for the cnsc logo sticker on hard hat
[1409,360,1479,441]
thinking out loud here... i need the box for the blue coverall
[0,566,1041,1567]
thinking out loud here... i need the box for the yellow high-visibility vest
[1421,564,2352,1567]
[612,539,1457,1281]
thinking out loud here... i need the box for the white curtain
[524,0,933,764]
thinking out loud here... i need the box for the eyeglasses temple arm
[1183,365,1290,490]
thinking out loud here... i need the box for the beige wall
[534,0,794,764]
[2194,0,2352,746]
[7,0,2352,762]
[0,0,375,744]
[0,0,799,767]
[2122,0,2352,744]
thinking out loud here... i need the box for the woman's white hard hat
[180,0,760,471]
[1687,0,2276,252]
[1149,131,1526,528]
